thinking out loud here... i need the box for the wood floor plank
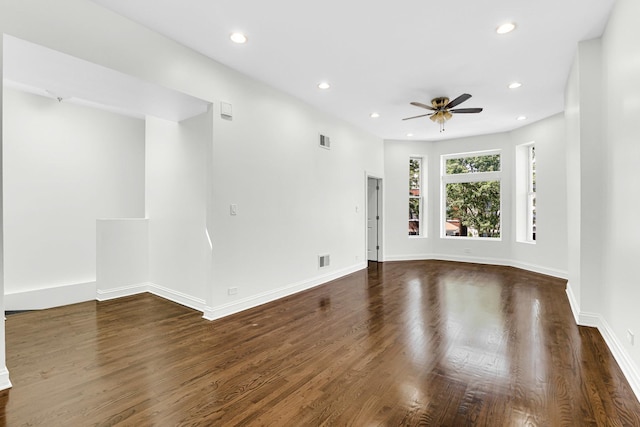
[1,260,639,426]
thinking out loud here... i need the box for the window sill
[516,240,536,245]
[441,236,502,242]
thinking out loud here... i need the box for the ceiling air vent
[318,254,330,268]
[319,134,331,150]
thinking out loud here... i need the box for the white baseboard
[96,282,149,301]
[577,311,601,329]
[147,284,206,312]
[5,281,97,310]
[565,282,580,324]
[574,312,640,403]
[565,284,640,403]
[384,254,432,262]
[203,262,367,321]
[383,253,568,279]
[0,367,12,391]
[509,259,568,279]
[97,282,205,312]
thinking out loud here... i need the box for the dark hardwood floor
[1,260,639,426]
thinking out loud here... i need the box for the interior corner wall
[565,38,607,320]
[565,51,582,308]
[146,113,211,310]
[599,0,640,390]
[2,87,145,309]
[0,37,9,390]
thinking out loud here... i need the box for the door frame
[365,173,383,262]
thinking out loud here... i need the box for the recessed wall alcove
[2,35,213,311]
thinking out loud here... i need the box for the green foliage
[446,154,500,174]
[409,158,422,235]
[409,158,421,194]
[445,155,501,238]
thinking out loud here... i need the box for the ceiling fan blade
[450,108,483,113]
[410,102,436,111]
[402,113,433,121]
[445,93,472,109]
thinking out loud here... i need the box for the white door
[367,178,380,261]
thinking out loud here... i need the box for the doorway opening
[367,176,382,262]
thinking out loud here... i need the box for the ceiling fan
[402,93,483,132]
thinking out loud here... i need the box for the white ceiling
[3,35,210,122]
[88,0,615,141]
[5,1,614,139]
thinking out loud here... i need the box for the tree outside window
[409,158,422,236]
[443,153,501,238]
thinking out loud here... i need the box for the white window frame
[526,145,536,242]
[409,156,425,237]
[516,142,536,244]
[441,150,502,240]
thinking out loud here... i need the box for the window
[409,157,423,236]
[516,143,536,243]
[442,152,501,238]
[527,146,536,241]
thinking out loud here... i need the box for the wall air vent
[318,254,330,268]
[319,134,331,150]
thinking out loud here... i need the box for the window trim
[526,144,536,243]
[516,142,536,244]
[409,156,425,238]
[440,150,502,240]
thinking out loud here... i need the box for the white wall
[0,37,8,390]
[429,133,515,263]
[2,87,145,306]
[565,51,582,310]
[0,0,384,317]
[146,113,210,309]
[599,0,640,396]
[207,91,384,319]
[96,218,148,298]
[384,118,568,278]
[510,114,567,275]
[563,0,640,399]
[383,140,432,259]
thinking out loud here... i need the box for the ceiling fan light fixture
[229,32,248,44]
[508,82,522,89]
[496,22,516,34]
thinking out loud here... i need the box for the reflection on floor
[1,260,638,425]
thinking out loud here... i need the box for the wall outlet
[627,329,634,346]
[230,204,238,216]
[228,287,238,296]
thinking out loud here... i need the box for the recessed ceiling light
[406,133,414,137]
[496,22,516,34]
[517,115,527,121]
[508,82,522,89]
[370,112,380,118]
[230,32,248,44]
[318,82,330,90]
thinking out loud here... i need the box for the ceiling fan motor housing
[432,97,450,109]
